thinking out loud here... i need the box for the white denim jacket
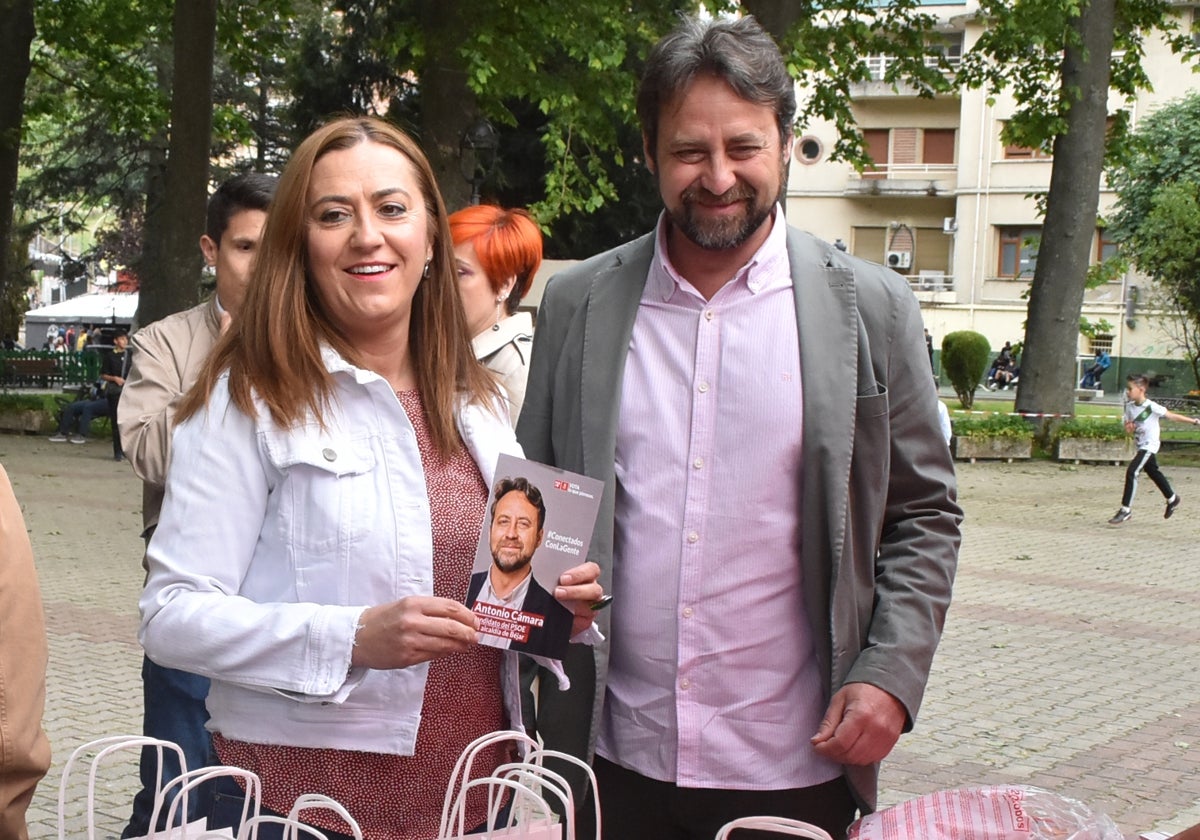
[139,348,527,755]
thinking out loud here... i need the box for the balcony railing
[864,53,961,81]
[907,273,954,292]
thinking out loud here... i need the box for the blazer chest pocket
[265,434,378,556]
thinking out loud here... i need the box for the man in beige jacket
[0,465,51,840]
[118,173,275,836]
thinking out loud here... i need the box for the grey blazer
[515,225,962,812]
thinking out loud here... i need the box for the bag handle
[445,776,550,839]
[158,765,261,840]
[58,735,188,840]
[287,793,364,840]
[494,764,571,837]
[238,815,331,840]
[439,730,541,836]
[714,816,835,840]
[525,748,601,840]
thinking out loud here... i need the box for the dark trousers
[592,756,858,840]
[122,657,213,838]
[58,398,108,437]
[107,391,123,458]
[1122,449,1174,508]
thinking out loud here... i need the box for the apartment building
[784,2,1200,391]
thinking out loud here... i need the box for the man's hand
[554,561,604,637]
[811,682,907,766]
[350,596,478,670]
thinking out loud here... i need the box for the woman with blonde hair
[139,116,602,840]
[448,205,542,423]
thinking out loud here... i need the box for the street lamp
[459,118,499,206]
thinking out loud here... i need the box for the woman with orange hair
[448,205,542,424]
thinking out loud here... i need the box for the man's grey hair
[636,15,796,161]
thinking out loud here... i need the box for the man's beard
[668,182,776,252]
[492,546,534,574]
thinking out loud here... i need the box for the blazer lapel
[789,228,859,674]
[578,235,654,480]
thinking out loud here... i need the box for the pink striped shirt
[595,210,841,790]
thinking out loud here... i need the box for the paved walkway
[3,430,1198,838]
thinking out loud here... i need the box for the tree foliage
[1108,93,1200,386]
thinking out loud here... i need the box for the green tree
[955,0,1198,421]
[1107,96,1200,386]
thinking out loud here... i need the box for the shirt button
[687,531,699,544]
[322,448,337,462]
[698,382,710,393]
[692,458,704,469]
[704,310,714,321]
[680,678,691,690]
[682,607,693,618]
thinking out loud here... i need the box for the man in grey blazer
[516,14,962,840]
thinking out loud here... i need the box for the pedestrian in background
[117,172,276,838]
[1108,373,1199,525]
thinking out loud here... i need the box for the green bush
[951,413,1034,439]
[0,392,62,413]
[941,330,991,409]
[1056,417,1126,441]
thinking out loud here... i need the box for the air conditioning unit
[885,250,912,269]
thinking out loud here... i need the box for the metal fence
[0,350,102,390]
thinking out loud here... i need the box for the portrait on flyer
[465,454,602,659]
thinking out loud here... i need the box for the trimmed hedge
[941,330,991,409]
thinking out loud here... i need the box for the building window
[795,136,824,165]
[1001,121,1051,159]
[1091,334,1114,355]
[923,129,956,165]
[1003,142,1052,160]
[998,227,1041,278]
[863,129,890,177]
[1097,227,1118,263]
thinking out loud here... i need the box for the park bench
[2,357,61,388]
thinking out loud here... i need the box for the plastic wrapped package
[847,785,1125,840]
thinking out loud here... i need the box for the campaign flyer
[465,453,603,659]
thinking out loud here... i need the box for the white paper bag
[441,777,562,840]
[151,765,262,840]
[58,735,202,840]
[714,816,835,840]
[436,731,576,840]
[284,793,365,840]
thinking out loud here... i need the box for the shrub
[1056,417,1126,441]
[951,413,1034,439]
[941,330,991,409]
[0,393,61,413]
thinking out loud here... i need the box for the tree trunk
[419,0,479,212]
[137,0,217,327]
[0,0,36,293]
[1014,0,1116,419]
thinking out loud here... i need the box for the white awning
[22,293,138,327]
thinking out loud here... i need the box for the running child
[1109,373,1200,525]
